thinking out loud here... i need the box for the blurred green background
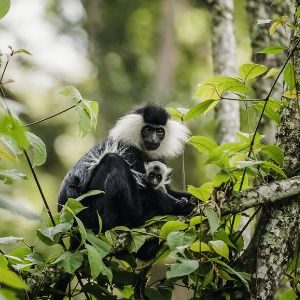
[0,0,251,245]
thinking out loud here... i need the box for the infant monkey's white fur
[144,161,172,192]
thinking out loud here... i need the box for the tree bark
[247,0,292,144]
[152,0,177,104]
[241,3,300,298]
[209,0,240,144]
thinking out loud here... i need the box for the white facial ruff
[109,113,190,160]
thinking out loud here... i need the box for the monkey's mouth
[144,142,160,151]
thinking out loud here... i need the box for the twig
[221,96,266,102]
[24,102,80,127]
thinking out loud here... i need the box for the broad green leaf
[209,240,229,260]
[76,100,99,137]
[239,64,268,81]
[0,267,28,290]
[0,169,27,184]
[86,244,112,281]
[189,241,211,252]
[260,144,284,165]
[278,289,298,300]
[257,45,285,54]
[0,135,23,156]
[145,287,172,300]
[166,259,199,279]
[183,100,218,121]
[86,231,111,258]
[61,252,83,274]
[254,103,280,124]
[26,132,47,167]
[167,230,196,251]
[0,115,29,149]
[212,170,230,187]
[14,49,32,55]
[196,77,248,100]
[210,258,250,289]
[269,16,288,35]
[214,229,236,249]
[205,207,220,234]
[159,221,187,239]
[187,182,213,202]
[0,147,15,161]
[284,63,296,91]
[75,216,87,244]
[128,230,148,253]
[37,222,72,245]
[262,161,286,178]
[203,269,214,286]
[189,216,206,226]
[218,269,234,281]
[0,0,10,19]
[235,160,262,169]
[189,135,217,153]
[60,85,82,101]
[75,190,104,202]
[264,68,279,78]
[86,244,102,279]
[0,255,8,268]
[0,236,24,245]
[165,107,184,121]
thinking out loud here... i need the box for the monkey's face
[147,171,162,188]
[141,125,165,151]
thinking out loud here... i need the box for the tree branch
[222,176,300,214]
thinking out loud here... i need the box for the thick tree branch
[223,176,300,213]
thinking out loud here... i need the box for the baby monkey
[144,161,172,192]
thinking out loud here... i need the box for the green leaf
[37,222,72,245]
[26,132,47,167]
[183,100,218,121]
[0,255,8,268]
[262,161,287,178]
[145,287,172,300]
[264,68,279,78]
[14,48,32,55]
[159,221,187,239]
[269,16,288,35]
[278,288,298,300]
[189,135,217,153]
[75,216,87,244]
[195,77,248,100]
[86,244,112,282]
[61,252,83,274]
[166,259,199,279]
[239,64,268,81]
[209,240,229,260]
[212,170,230,187]
[0,0,10,19]
[0,267,28,290]
[76,100,99,137]
[260,144,284,165]
[189,216,206,226]
[0,169,27,184]
[257,45,285,54]
[0,115,29,149]
[205,207,220,234]
[284,63,296,91]
[0,236,24,245]
[165,107,184,121]
[86,231,111,258]
[187,182,213,202]
[254,103,280,124]
[210,258,250,289]
[167,230,196,251]
[214,229,236,249]
[75,190,104,202]
[60,85,82,101]
[235,160,262,169]
[189,241,211,253]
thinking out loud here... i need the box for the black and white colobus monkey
[58,104,195,233]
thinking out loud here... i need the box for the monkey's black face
[147,171,162,187]
[141,125,165,151]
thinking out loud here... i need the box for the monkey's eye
[157,128,164,135]
[148,173,155,179]
[157,174,162,181]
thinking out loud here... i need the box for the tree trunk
[247,0,292,144]
[209,0,240,144]
[152,0,177,104]
[242,3,300,298]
